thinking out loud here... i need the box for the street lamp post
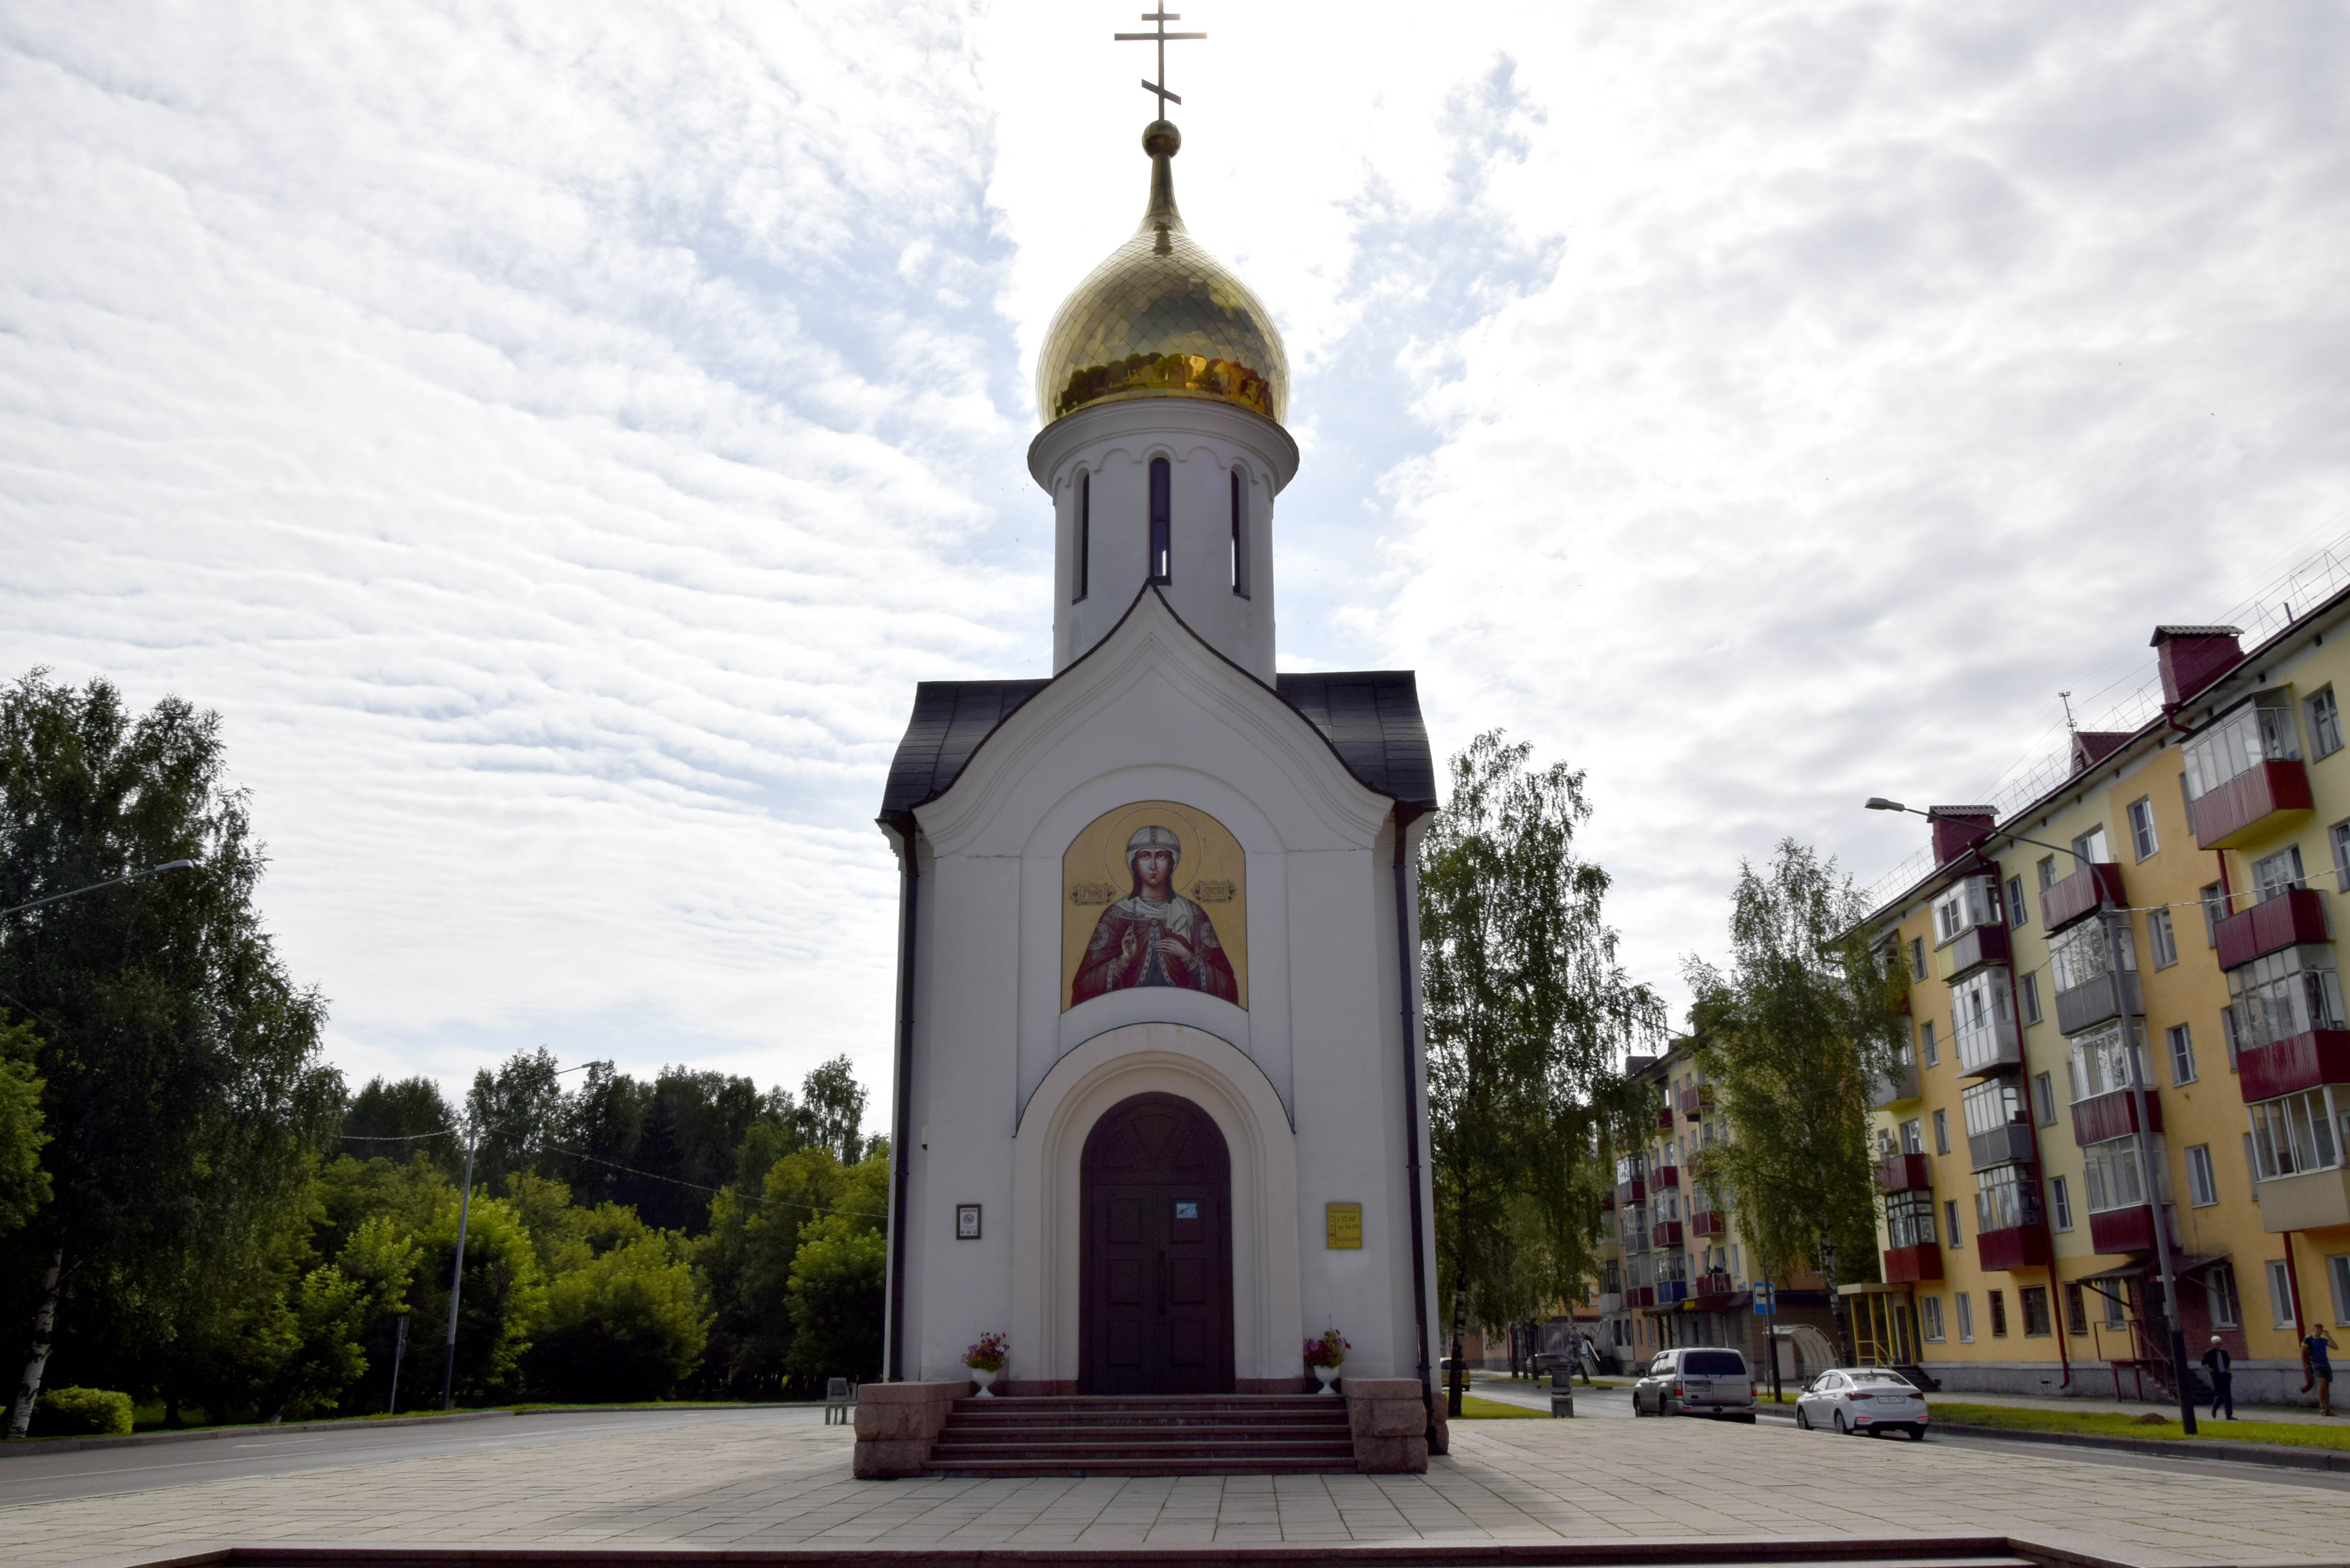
[1865,799,2196,1433]
[440,1127,479,1411]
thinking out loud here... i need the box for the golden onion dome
[1035,120,1288,428]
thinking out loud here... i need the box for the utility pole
[440,1129,479,1411]
[2105,900,2195,1434]
[387,1313,408,1415]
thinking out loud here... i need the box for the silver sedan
[1793,1366,1929,1439]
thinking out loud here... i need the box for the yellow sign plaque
[1325,1203,1363,1250]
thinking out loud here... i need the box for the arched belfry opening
[1079,1092,1235,1394]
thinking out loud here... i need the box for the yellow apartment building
[1859,609,2350,1404]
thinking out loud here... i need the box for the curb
[1917,1419,2350,1473]
[0,1402,805,1460]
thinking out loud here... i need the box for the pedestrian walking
[2306,1324,2338,1416]
[2200,1335,2234,1420]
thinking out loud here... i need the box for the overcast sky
[5,2,2344,1128]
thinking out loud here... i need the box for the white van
[1632,1347,1758,1421]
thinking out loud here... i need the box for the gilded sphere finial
[1143,120,1181,158]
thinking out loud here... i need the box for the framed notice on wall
[955,1203,982,1240]
[1324,1202,1362,1249]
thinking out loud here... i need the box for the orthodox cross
[1116,9,1206,116]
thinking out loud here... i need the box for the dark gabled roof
[877,668,1438,826]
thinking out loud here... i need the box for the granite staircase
[922,1393,1359,1477]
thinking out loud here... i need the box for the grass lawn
[1932,1400,2350,1451]
[1455,1393,1548,1420]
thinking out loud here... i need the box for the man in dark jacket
[2201,1335,2234,1420]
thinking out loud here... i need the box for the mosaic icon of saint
[1071,825,1239,1006]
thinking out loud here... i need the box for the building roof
[878,669,1439,825]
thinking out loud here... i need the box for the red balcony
[1873,1152,1933,1193]
[1655,1105,1676,1132]
[1600,1190,1615,1213]
[1627,1285,1656,1309]
[1975,1221,2052,1272]
[1679,1085,1715,1120]
[2071,1088,2162,1146]
[2043,863,2125,935]
[1653,1164,1683,1189]
[2216,888,2331,971]
[1882,1244,1944,1283]
[1938,921,2011,980]
[2239,1030,2350,1103]
[1615,1177,1646,1207]
[2189,758,2313,850]
[1689,1209,1728,1238]
[1651,1220,1684,1249]
[2088,1202,2178,1256]
[1696,1273,1736,1300]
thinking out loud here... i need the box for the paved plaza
[7,1405,2350,1568]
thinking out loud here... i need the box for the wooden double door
[1079,1093,1235,1394]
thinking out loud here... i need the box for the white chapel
[874,112,1441,1404]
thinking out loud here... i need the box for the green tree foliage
[341,1077,461,1177]
[1684,839,1908,1355]
[785,1218,885,1382]
[1420,731,1662,1415]
[401,1195,547,1407]
[533,1234,709,1402]
[701,1145,888,1395]
[0,673,342,1436]
[0,1016,51,1238]
[793,1056,868,1164]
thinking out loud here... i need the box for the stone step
[952,1396,1341,1412]
[939,1422,1349,1445]
[930,1440,1355,1461]
[924,1456,1361,1478]
[945,1410,1347,1427]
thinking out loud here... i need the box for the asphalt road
[0,1405,812,1509]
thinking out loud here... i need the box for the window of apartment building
[2248,1088,2345,1180]
[2127,798,2160,861]
[2149,907,2179,969]
[2202,882,2227,946]
[1944,1197,1962,1248]
[2020,970,2043,1025]
[2052,917,2136,1001]
[1885,1191,1937,1251]
[2206,1262,2242,1330]
[2099,1281,2127,1330]
[2072,823,2112,868]
[2032,1071,2057,1127]
[2253,844,2307,903]
[2081,1133,2156,1215]
[2311,686,2344,759]
[1951,970,2014,1074]
[1908,936,1926,981]
[2064,1282,2089,1336]
[2186,1143,2219,1207]
[2329,1254,2350,1325]
[2227,947,2346,1060]
[2037,855,2057,892]
[1921,1294,1946,1342]
[2007,874,2028,929]
[2069,1019,2150,1102]
[1919,1019,1939,1067]
[2268,1260,2297,1329]
[2020,1285,2053,1338]
[1900,1118,1923,1155]
[1988,1289,2010,1337]
[2168,1023,2197,1085]
[1933,1109,1951,1156]
[2048,1174,2074,1232]
[1976,1162,2043,1235]
[2334,822,2350,894]
[1956,1292,1975,1343]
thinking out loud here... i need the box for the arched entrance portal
[1080,1092,1235,1394]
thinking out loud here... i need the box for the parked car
[1793,1366,1929,1439]
[1631,1347,1757,1421]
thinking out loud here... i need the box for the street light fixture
[1,860,197,919]
[1863,795,2196,1434]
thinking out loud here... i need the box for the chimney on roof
[1929,806,1996,866]
[2070,731,2132,775]
[2151,625,2245,707]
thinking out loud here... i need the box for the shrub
[33,1387,133,1437]
[529,1235,709,1403]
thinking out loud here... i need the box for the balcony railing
[1881,1243,1943,1283]
[1953,1012,2023,1078]
[2216,888,2331,971]
[1614,1177,1646,1207]
[1695,1272,1736,1300]
[1679,1085,1715,1120]
[2071,1088,2162,1146]
[1597,1291,1625,1314]
[1653,1164,1683,1189]
[1936,922,2011,981]
[2255,1166,2350,1235]
[1627,1286,1655,1308]
[1968,1122,2035,1172]
[2087,1202,2179,1257]
[1651,1220,1684,1249]
[1975,1221,2052,1272]
[1873,1152,1933,1193]
[1621,1228,1651,1255]
[2044,863,2125,935]
[2056,971,2142,1035]
[2189,757,2313,850]
[1654,1280,1690,1305]
[1870,1059,1923,1109]
[1689,1209,1729,1238]
[2239,1029,2350,1102]
[1655,1105,1676,1132]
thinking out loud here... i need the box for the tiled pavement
[8,1407,2350,1568]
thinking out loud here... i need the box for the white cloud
[4,0,2345,1121]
